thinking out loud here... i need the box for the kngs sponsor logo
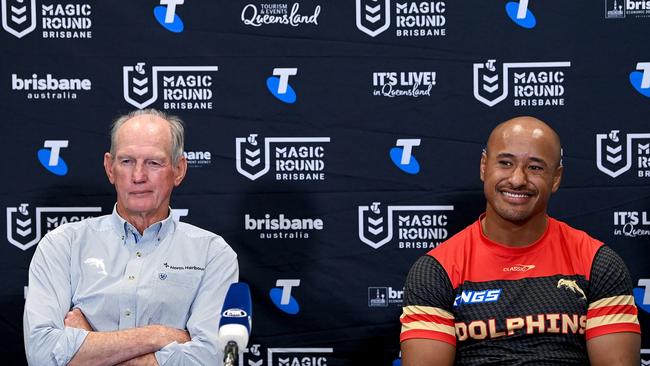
[596,130,650,178]
[358,202,453,249]
[241,2,320,27]
[372,71,436,98]
[505,0,536,29]
[236,134,330,181]
[183,150,211,168]
[606,0,650,18]
[630,62,650,98]
[154,0,184,33]
[244,213,323,239]
[269,279,300,314]
[6,203,101,250]
[11,73,91,100]
[122,62,218,110]
[390,139,421,174]
[38,140,68,175]
[453,289,501,307]
[503,264,535,272]
[267,68,298,104]
[243,344,334,366]
[356,0,446,38]
[613,211,650,237]
[368,286,403,307]
[634,279,650,313]
[473,59,571,107]
[1,0,92,39]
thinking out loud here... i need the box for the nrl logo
[596,130,650,178]
[355,0,390,37]
[6,203,101,250]
[1,0,36,38]
[236,134,269,181]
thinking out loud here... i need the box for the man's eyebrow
[495,153,549,166]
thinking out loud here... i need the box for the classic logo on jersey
[596,130,650,178]
[390,139,421,174]
[358,202,453,249]
[1,0,92,39]
[630,62,650,98]
[38,140,68,175]
[6,203,101,250]
[505,0,536,28]
[503,264,535,272]
[241,2,320,27]
[454,289,502,307]
[356,0,446,38]
[473,59,570,107]
[244,213,323,239]
[368,286,403,307]
[634,279,650,313]
[243,344,334,366]
[372,71,436,98]
[557,279,586,300]
[153,0,184,33]
[122,62,218,110]
[270,279,301,314]
[235,134,330,181]
[183,150,211,168]
[614,211,650,237]
[267,68,298,103]
[605,0,650,18]
[11,73,91,101]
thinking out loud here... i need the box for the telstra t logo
[389,139,421,174]
[266,68,298,104]
[153,0,185,33]
[630,62,650,98]
[38,140,69,176]
[269,279,300,314]
[505,0,536,29]
[634,279,650,313]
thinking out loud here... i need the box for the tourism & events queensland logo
[596,130,650,178]
[122,62,218,110]
[11,73,91,101]
[38,140,68,176]
[355,0,446,38]
[243,343,333,366]
[613,210,650,237]
[605,0,650,18]
[1,0,92,39]
[473,59,570,107]
[505,0,536,28]
[368,286,403,307]
[244,212,323,239]
[6,203,101,250]
[390,139,421,174]
[372,71,436,98]
[358,202,453,249]
[267,68,298,104]
[630,62,650,98]
[235,134,330,181]
[153,0,184,33]
[241,2,320,27]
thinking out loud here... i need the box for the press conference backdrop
[1,0,649,364]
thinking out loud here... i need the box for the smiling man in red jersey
[400,116,641,365]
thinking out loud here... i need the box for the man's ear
[104,152,115,184]
[551,165,563,193]
[480,152,487,182]
[173,156,188,187]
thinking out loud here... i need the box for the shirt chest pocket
[150,272,202,328]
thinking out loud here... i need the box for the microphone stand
[223,341,239,366]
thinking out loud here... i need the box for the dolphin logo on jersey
[557,279,586,300]
[84,257,107,275]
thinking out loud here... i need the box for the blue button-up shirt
[23,207,238,365]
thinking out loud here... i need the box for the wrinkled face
[480,124,563,223]
[104,115,186,221]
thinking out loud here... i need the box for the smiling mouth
[501,191,531,198]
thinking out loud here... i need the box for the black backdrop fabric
[2,0,649,364]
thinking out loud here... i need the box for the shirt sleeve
[400,255,456,346]
[23,232,89,366]
[585,245,641,340]
[154,237,239,366]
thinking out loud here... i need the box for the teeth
[502,192,528,198]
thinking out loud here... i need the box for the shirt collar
[110,204,175,244]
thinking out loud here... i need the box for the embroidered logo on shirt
[84,257,107,275]
[159,273,167,280]
[557,279,586,300]
[163,262,205,271]
[503,264,536,272]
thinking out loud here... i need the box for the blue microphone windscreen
[219,282,252,331]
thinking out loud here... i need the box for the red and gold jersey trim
[400,305,456,345]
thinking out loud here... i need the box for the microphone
[218,282,252,366]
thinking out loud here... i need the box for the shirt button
[136,251,142,257]
[128,275,135,280]
[125,309,131,316]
